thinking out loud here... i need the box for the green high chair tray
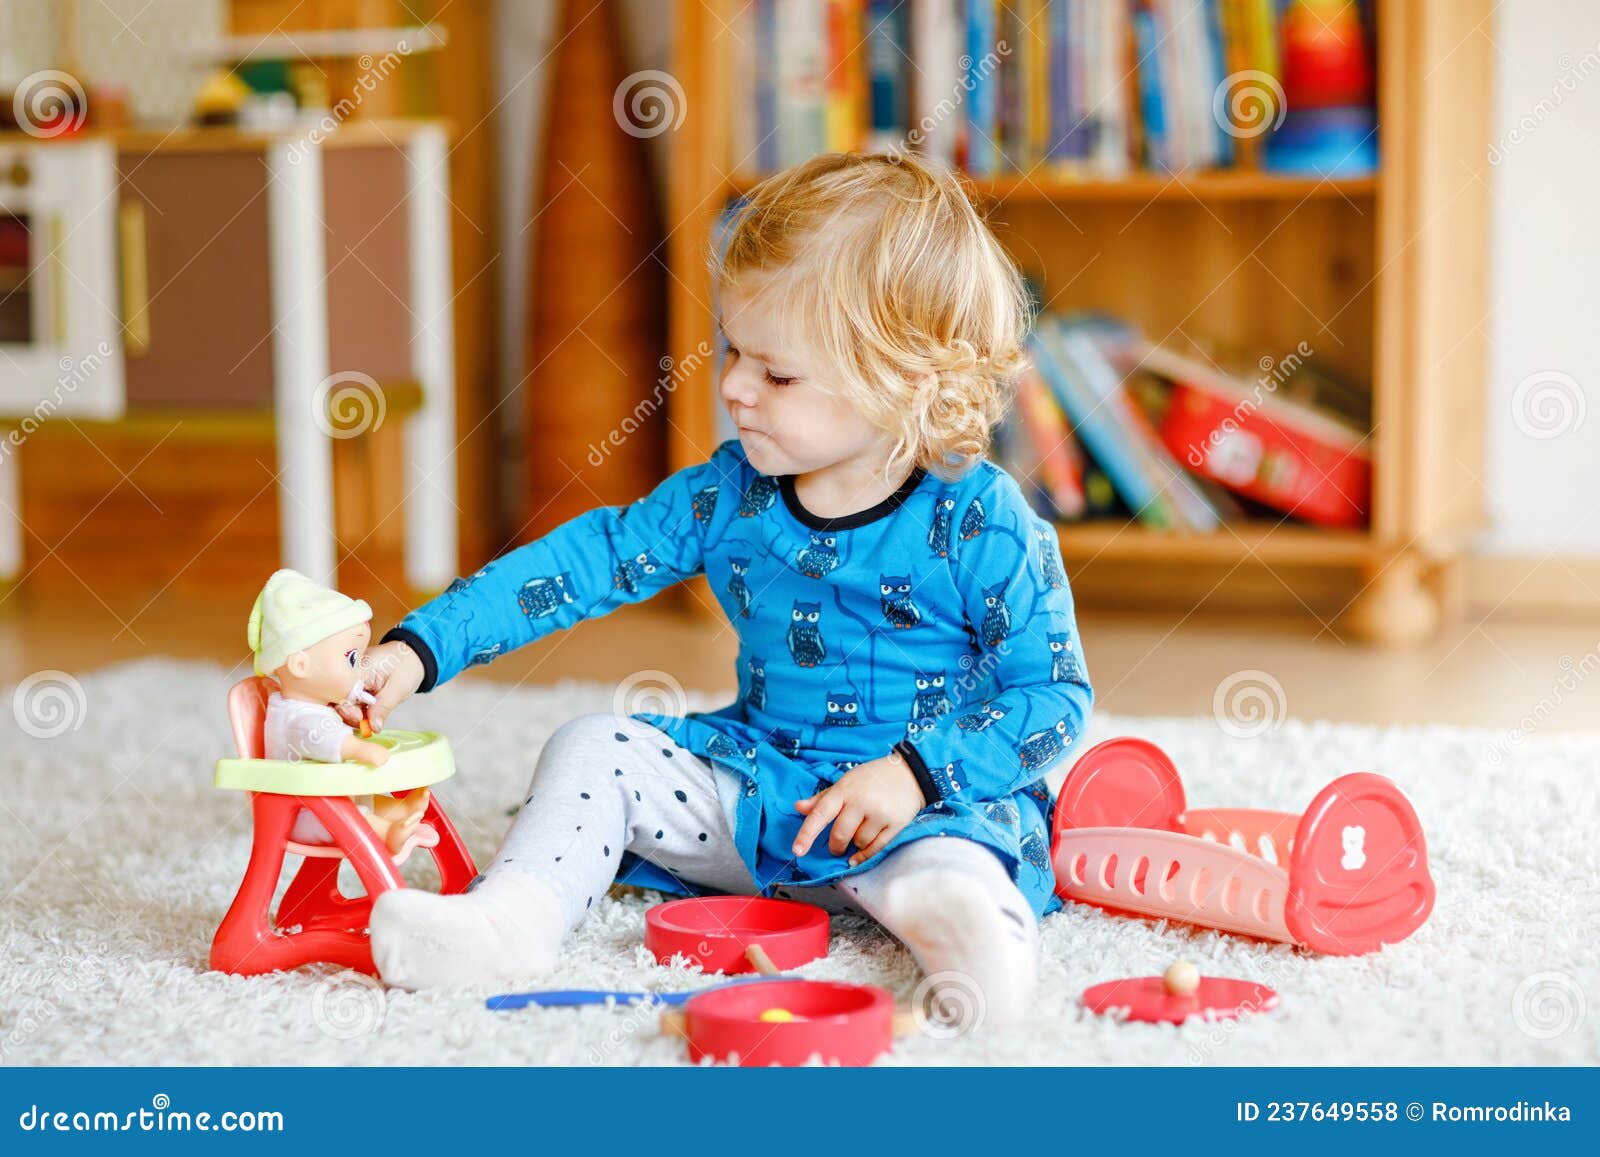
[214,729,457,795]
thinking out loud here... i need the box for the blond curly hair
[710,151,1032,481]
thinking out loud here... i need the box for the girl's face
[718,280,890,479]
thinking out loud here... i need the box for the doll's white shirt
[263,692,349,764]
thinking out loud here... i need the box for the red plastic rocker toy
[1051,738,1434,956]
[210,676,477,976]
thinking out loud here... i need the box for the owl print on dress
[745,655,767,711]
[929,759,966,798]
[705,733,746,764]
[879,574,923,629]
[980,583,1012,647]
[960,497,986,541]
[726,558,753,619]
[911,670,951,718]
[613,551,659,595]
[955,700,1008,733]
[794,533,840,579]
[467,643,503,667]
[904,715,935,742]
[822,689,862,726]
[1019,719,1071,771]
[1035,527,1067,589]
[517,573,574,619]
[1018,830,1051,873]
[928,497,956,557]
[444,576,471,597]
[738,474,779,517]
[1048,632,1082,683]
[786,600,826,667]
[833,759,860,775]
[692,483,720,523]
[984,799,1020,828]
[769,729,803,759]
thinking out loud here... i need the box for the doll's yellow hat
[247,569,372,676]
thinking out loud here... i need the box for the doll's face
[277,621,372,703]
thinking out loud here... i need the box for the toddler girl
[359,152,1093,1029]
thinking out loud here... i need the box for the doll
[248,569,430,855]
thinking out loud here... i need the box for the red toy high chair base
[209,790,477,976]
[209,676,479,977]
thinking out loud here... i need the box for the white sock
[369,871,565,990]
[882,868,1039,1033]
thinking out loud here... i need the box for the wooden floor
[3,576,1597,735]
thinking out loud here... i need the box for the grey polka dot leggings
[487,713,1036,941]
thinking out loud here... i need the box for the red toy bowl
[682,978,895,1066]
[1082,976,1279,1025]
[646,897,830,974]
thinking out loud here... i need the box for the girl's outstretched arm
[377,442,746,699]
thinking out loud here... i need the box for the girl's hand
[344,639,424,732]
[792,751,925,866]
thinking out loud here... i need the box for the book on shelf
[1001,313,1373,532]
[729,0,1284,180]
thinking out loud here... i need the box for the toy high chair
[210,676,478,976]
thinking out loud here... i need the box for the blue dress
[386,440,1094,917]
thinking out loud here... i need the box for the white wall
[1483,0,1600,558]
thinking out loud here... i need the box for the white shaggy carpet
[1,658,1595,1067]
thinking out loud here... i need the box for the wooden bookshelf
[667,0,1494,645]
[731,169,1379,204]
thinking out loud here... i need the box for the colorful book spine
[965,0,1001,175]
[755,0,779,172]
[737,0,1284,177]
[1015,363,1088,518]
[825,0,864,152]
[1204,0,1234,167]
[777,0,828,167]
[1132,1,1169,171]
[1023,0,1051,170]
[911,0,963,165]
[866,0,908,150]
[1054,320,1223,531]
[1030,325,1176,529]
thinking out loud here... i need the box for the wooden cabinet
[1,121,460,595]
